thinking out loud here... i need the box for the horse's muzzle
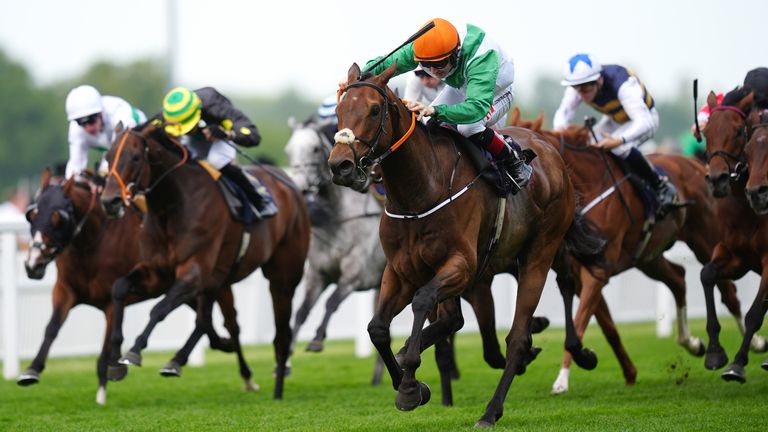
[101,196,126,219]
[24,261,46,280]
[746,185,768,215]
[705,172,731,198]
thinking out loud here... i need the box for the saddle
[198,160,260,225]
[449,128,536,197]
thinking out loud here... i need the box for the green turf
[1,319,766,431]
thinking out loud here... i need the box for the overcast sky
[1,0,766,104]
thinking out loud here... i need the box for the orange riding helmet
[413,18,460,62]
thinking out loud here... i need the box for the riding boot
[469,128,531,191]
[220,164,278,219]
[623,148,677,209]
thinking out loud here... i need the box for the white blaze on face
[26,231,44,268]
[334,128,356,145]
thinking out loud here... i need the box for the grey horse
[285,117,385,353]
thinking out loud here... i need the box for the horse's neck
[379,128,451,211]
[68,189,103,252]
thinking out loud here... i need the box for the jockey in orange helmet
[363,18,531,191]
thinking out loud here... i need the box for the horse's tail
[564,207,607,272]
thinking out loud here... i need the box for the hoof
[243,379,260,392]
[750,335,768,353]
[762,358,768,371]
[17,368,40,386]
[573,348,598,371]
[118,351,142,367]
[531,316,550,334]
[704,347,728,370]
[305,340,324,352]
[721,364,746,383]
[96,386,107,406]
[107,364,128,381]
[395,381,430,411]
[684,338,706,357]
[159,360,182,377]
[475,419,495,428]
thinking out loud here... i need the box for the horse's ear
[706,91,719,110]
[287,116,297,129]
[40,167,52,189]
[510,107,521,126]
[347,63,361,83]
[114,120,124,134]
[738,91,755,111]
[62,176,75,196]
[532,112,544,132]
[378,61,398,84]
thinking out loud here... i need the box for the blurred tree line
[0,48,315,194]
[0,47,697,195]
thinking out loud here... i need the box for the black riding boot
[220,164,277,219]
[469,128,531,191]
[624,148,677,209]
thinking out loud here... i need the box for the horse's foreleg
[123,263,201,367]
[269,275,298,400]
[159,298,212,378]
[94,304,114,405]
[18,284,75,386]
[701,245,743,370]
[396,255,472,412]
[308,283,355,352]
[368,265,412,392]
[721,266,768,383]
[465,279,505,369]
[291,270,324,354]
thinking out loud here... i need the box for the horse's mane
[135,120,188,160]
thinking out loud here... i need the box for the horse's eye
[313,147,321,153]
[132,154,141,162]
[370,105,381,117]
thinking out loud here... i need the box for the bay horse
[100,122,310,399]
[701,88,768,381]
[20,169,250,404]
[286,115,550,405]
[328,63,605,427]
[508,110,763,392]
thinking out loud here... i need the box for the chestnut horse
[508,111,763,392]
[702,88,768,381]
[20,170,249,404]
[328,63,605,427]
[100,122,310,399]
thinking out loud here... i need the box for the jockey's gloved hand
[206,125,234,140]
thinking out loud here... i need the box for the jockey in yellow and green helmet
[159,86,276,218]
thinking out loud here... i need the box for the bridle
[336,80,416,169]
[108,127,189,206]
[706,105,749,182]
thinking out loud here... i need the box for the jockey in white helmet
[553,53,677,211]
[65,85,147,179]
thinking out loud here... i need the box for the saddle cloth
[198,160,259,225]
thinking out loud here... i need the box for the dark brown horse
[509,110,761,391]
[328,63,605,427]
[19,169,250,404]
[702,89,768,381]
[100,122,310,399]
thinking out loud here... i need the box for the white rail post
[656,282,674,338]
[354,290,374,358]
[2,230,20,379]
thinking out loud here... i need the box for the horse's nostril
[337,160,354,177]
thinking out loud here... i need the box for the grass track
[1,319,766,431]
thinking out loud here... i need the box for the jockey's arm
[196,87,261,147]
[553,87,582,131]
[364,44,418,77]
[616,77,658,144]
[432,51,499,124]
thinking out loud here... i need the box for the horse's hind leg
[95,304,115,405]
[291,270,324,354]
[160,298,215,378]
[307,283,355,352]
[216,287,258,391]
[593,295,636,384]
[18,284,75,387]
[639,257,705,357]
[721,269,768,383]
[465,279,505,369]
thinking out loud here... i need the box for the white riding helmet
[561,54,603,86]
[65,85,103,121]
